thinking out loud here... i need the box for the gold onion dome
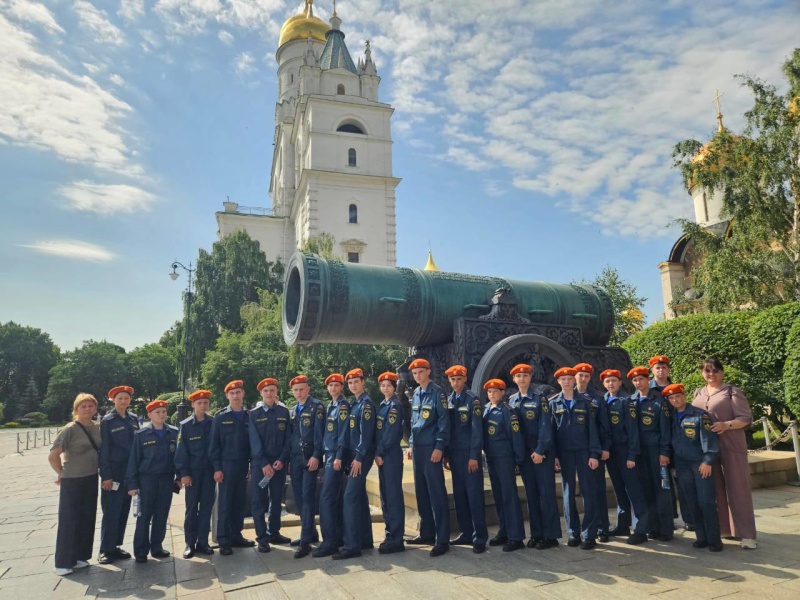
[279,0,328,48]
[424,250,440,272]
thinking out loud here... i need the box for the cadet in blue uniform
[333,368,377,560]
[550,367,602,550]
[628,366,673,541]
[248,378,291,553]
[444,365,488,553]
[483,379,526,552]
[125,400,179,563]
[98,385,139,564]
[208,380,255,555]
[507,364,560,550]
[663,384,722,551]
[574,363,612,542]
[375,372,406,554]
[175,390,216,558]
[313,373,350,558]
[288,375,325,558]
[406,358,451,557]
[600,369,649,545]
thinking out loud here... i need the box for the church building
[216,0,400,266]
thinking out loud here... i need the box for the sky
[1,0,798,353]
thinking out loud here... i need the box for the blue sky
[1,0,797,352]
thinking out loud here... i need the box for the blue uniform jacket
[633,390,672,456]
[375,396,403,459]
[125,425,179,491]
[248,403,291,471]
[671,404,719,465]
[508,389,553,456]
[348,392,377,462]
[208,407,251,471]
[448,389,483,461]
[174,414,213,477]
[323,395,350,461]
[289,397,325,461]
[482,402,525,463]
[649,378,670,393]
[581,387,612,452]
[605,393,641,462]
[409,382,450,451]
[99,410,139,480]
[549,392,602,459]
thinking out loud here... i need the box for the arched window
[349,203,358,224]
[337,84,345,95]
[348,148,357,166]
[337,123,365,134]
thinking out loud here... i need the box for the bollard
[761,416,770,448]
[16,433,21,454]
[26,431,30,450]
[790,421,800,487]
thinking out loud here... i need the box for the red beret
[445,365,467,377]
[627,366,650,380]
[483,378,506,391]
[409,358,431,370]
[510,364,533,376]
[662,383,686,397]
[649,355,670,367]
[345,368,364,381]
[554,367,577,378]
[378,372,399,383]
[599,369,622,381]
[188,390,212,402]
[224,380,244,393]
[324,373,344,385]
[108,385,134,400]
[289,375,309,387]
[257,378,279,391]
[574,363,593,374]
[146,399,168,413]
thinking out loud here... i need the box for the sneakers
[55,567,73,576]
[74,560,90,569]
[741,538,758,549]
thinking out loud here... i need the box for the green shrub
[749,302,800,375]
[4,422,20,428]
[783,318,800,418]
[16,418,33,426]
[22,411,48,422]
[0,403,4,422]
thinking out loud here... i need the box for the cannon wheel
[470,333,574,398]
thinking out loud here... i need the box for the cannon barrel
[282,253,615,348]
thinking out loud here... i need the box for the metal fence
[16,427,61,453]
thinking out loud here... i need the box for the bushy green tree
[783,319,800,417]
[128,343,178,400]
[0,322,59,421]
[573,267,646,346]
[20,375,42,415]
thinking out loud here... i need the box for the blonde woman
[48,393,102,576]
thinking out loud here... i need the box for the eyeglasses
[703,368,721,374]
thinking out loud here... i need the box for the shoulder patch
[364,406,372,420]
[702,414,712,431]
[662,404,671,418]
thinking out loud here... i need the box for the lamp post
[170,260,195,422]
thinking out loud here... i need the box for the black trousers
[56,475,98,568]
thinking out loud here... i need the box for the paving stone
[177,578,224,598]
[212,548,276,592]
[390,568,485,599]
[225,583,288,600]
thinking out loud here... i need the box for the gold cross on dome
[712,89,725,131]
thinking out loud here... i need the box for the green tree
[672,49,800,311]
[783,318,800,417]
[128,343,178,401]
[573,267,646,346]
[20,375,42,415]
[301,233,338,259]
[0,322,59,421]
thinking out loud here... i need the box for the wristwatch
[727,421,733,429]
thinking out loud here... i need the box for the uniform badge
[317,405,325,419]
[422,409,430,420]
[460,412,468,423]
[525,410,535,420]
[278,423,286,431]
[663,405,671,418]
[350,417,355,429]
[364,409,372,421]
[340,411,347,421]
[703,415,712,431]
[542,401,550,413]
[474,404,482,416]
[576,414,586,425]
[302,417,311,427]
[511,420,520,433]
[487,425,496,436]
[611,415,620,425]
[685,427,696,439]
[642,415,653,426]
[388,413,397,425]
[440,395,448,409]
[327,422,334,432]
[377,420,383,430]
[629,407,637,419]
[169,442,176,453]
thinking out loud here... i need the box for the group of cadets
[98,352,724,566]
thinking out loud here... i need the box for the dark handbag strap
[74,422,100,453]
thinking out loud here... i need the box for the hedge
[783,318,800,417]
[749,303,800,374]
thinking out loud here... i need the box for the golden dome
[279,0,329,48]
[424,250,440,271]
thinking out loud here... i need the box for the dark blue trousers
[559,449,598,541]
[675,459,721,546]
[592,458,610,533]
[100,460,132,553]
[606,445,649,533]
[290,453,319,543]
[251,467,287,544]
[342,456,374,552]
[379,447,406,547]
[217,459,249,546]
[639,445,673,536]
[520,455,561,540]
[487,454,524,542]
[449,449,487,545]
[319,455,346,550]
[133,473,174,558]
[184,468,215,548]
[412,444,450,545]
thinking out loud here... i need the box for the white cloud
[217,29,234,44]
[118,0,145,22]
[233,50,255,75]
[20,239,116,262]
[1,0,64,34]
[109,73,125,86]
[74,0,125,46]
[58,181,157,215]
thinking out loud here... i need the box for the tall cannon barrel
[282,252,615,348]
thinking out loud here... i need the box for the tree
[672,48,800,312]
[20,375,42,415]
[573,267,646,346]
[301,233,338,260]
[127,343,178,401]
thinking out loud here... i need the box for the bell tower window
[348,148,357,166]
[337,84,345,95]
[349,203,358,224]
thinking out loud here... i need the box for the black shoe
[406,536,435,545]
[627,533,648,545]
[609,526,631,537]
[647,532,658,540]
[290,538,301,547]
[151,549,170,558]
[429,544,449,557]
[692,540,709,549]
[257,542,271,553]
[332,549,362,560]
[219,546,233,556]
[502,540,524,552]
[294,544,311,559]
[449,534,472,546]
[580,540,596,550]
[231,538,255,548]
[567,537,581,547]
[135,556,147,563]
[535,538,559,550]
[685,524,696,532]
[709,543,724,552]
[113,548,132,560]
[195,544,214,556]
[267,533,292,544]
[378,544,405,555]
[659,534,673,542]
[312,546,335,558]
[182,545,195,559]
[598,532,610,543]
[472,544,486,554]
[488,535,508,547]
[97,553,114,565]
[526,538,538,549]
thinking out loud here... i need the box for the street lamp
[170,260,195,422]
